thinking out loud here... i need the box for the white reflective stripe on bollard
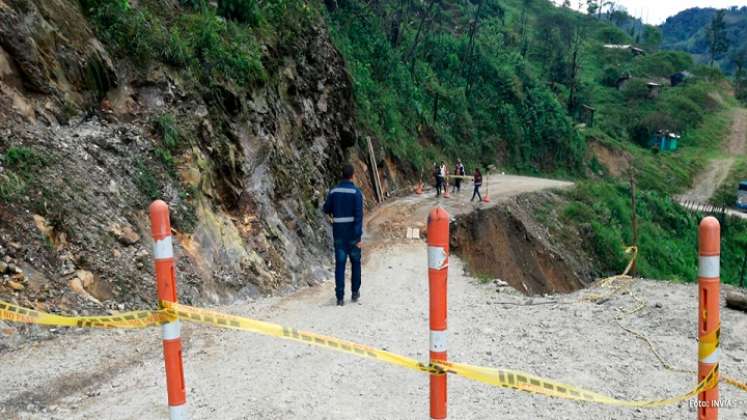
[698,256,720,278]
[430,330,447,353]
[428,246,448,270]
[162,320,181,341]
[700,348,720,364]
[169,404,188,420]
[154,236,174,260]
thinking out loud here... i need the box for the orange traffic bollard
[150,200,188,420]
[697,216,720,420]
[427,208,449,419]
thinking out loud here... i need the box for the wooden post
[629,170,638,276]
[366,137,383,203]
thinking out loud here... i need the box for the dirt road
[679,108,747,204]
[2,175,747,420]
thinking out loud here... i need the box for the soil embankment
[450,205,589,295]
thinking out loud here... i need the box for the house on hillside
[649,131,680,153]
[603,44,646,56]
[647,82,662,98]
[580,104,595,127]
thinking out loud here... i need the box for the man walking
[453,159,465,193]
[433,162,442,197]
[471,167,483,202]
[438,161,447,196]
[323,164,364,306]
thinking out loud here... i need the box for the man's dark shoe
[352,292,360,303]
[337,299,344,306]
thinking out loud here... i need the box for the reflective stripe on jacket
[323,180,364,242]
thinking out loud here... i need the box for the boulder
[109,224,141,246]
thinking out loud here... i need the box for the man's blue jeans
[334,239,361,300]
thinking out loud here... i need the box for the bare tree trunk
[432,94,439,123]
[520,3,529,58]
[567,28,582,113]
[407,0,437,76]
[389,3,403,47]
[464,1,484,97]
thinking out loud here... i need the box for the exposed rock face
[0,1,362,314]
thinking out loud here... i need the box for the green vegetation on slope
[326,1,586,172]
[661,7,747,74]
[561,181,747,285]
[79,0,315,87]
[76,1,746,284]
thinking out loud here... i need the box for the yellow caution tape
[0,299,727,408]
[0,300,170,329]
[724,374,747,392]
[699,326,720,361]
[163,302,720,408]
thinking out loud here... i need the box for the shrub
[600,66,622,87]
[622,79,650,101]
[217,0,262,26]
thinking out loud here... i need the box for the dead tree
[464,0,485,97]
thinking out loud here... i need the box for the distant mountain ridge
[661,6,747,73]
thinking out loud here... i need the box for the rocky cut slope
[0,0,365,318]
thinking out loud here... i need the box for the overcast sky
[557,1,747,24]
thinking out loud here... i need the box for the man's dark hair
[342,164,355,180]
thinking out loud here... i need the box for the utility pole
[629,168,638,276]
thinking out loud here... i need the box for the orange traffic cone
[415,182,424,195]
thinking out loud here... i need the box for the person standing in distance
[471,167,483,202]
[433,162,442,197]
[323,164,364,306]
[453,159,465,193]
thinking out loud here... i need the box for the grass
[0,147,46,202]
[560,180,747,285]
[153,113,183,172]
[134,160,161,200]
[81,0,287,87]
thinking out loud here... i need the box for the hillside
[2,2,747,418]
[0,0,365,312]
[661,6,747,74]
[327,0,747,282]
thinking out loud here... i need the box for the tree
[567,25,584,112]
[733,46,747,102]
[585,0,599,16]
[464,0,489,97]
[642,25,662,51]
[407,0,438,75]
[707,10,729,66]
[519,0,532,58]
[389,0,409,47]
